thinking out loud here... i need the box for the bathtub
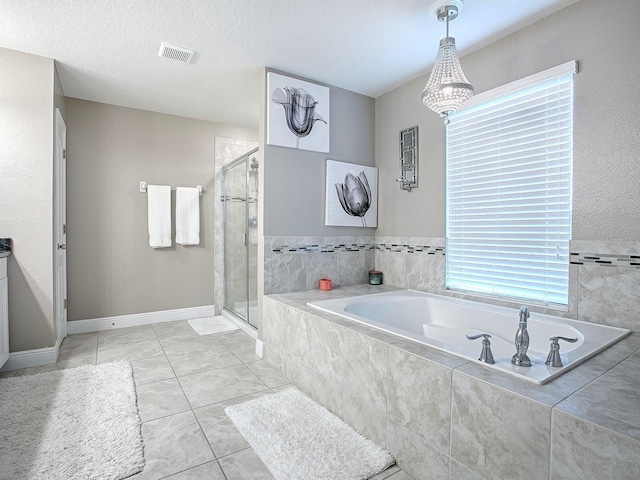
[307,289,630,384]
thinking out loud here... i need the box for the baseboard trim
[255,339,264,358]
[1,340,61,372]
[1,305,216,372]
[67,305,216,335]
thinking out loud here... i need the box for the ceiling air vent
[158,42,195,64]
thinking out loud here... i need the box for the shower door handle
[243,232,248,246]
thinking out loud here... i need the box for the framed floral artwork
[325,160,378,227]
[267,72,330,153]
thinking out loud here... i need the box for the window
[446,61,576,307]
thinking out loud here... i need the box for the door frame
[53,108,67,345]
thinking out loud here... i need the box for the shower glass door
[223,149,258,328]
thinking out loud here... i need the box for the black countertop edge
[0,238,12,257]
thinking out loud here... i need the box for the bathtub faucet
[511,305,531,367]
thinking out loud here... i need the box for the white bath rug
[0,361,144,480]
[188,315,239,335]
[225,387,395,480]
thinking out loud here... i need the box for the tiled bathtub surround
[263,286,640,480]
[374,236,581,321]
[264,236,375,294]
[374,237,640,332]
[263,236,444,295]
[374,236,446,295]
[264,236,640,331]
[570,240,640,331]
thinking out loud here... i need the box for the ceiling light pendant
[421,0,474,122]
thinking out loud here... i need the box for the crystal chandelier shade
[421,37,473,116]
[422,2,474,119]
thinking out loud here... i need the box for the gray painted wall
[65,99,257,321]
[375,0,640,241]
[0,47,56,351]
[263,69,376,237]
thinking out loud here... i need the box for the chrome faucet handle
[545,336,579,367]
[550,336,578,343]
[466,333,495,364]
[466,333,491,341]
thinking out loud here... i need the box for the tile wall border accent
[265,237,640,277]
[265,237,445,256]
[271,243,376,254]
[268,243,446,255]
[267,237,640,269]
[569,240,640,270]
[377,243,445,256]
[570,252,640,269]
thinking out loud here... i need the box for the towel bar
[139,182,202,196]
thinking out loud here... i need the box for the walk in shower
[222,147,259,328]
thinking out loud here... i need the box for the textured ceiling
[0,0,581,127]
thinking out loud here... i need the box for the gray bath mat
[225,387,395,480]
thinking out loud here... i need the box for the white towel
[176,187,200,245]
[147,185,172,248]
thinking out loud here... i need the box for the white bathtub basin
[308,289,630,384]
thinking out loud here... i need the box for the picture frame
[325,160,378,227]
[267,72,330,153]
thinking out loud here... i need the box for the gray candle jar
[368,270,382,285]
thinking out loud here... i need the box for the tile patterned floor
[4,321,408,480]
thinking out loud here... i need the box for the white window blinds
[446,61,576,307]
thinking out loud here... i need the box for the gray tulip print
[335,171,371,227]
[272,86,326,148]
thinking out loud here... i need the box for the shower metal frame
[222,147,259,328]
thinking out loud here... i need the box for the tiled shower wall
[264,235,640,332]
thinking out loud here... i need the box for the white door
[54,108,67,345]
